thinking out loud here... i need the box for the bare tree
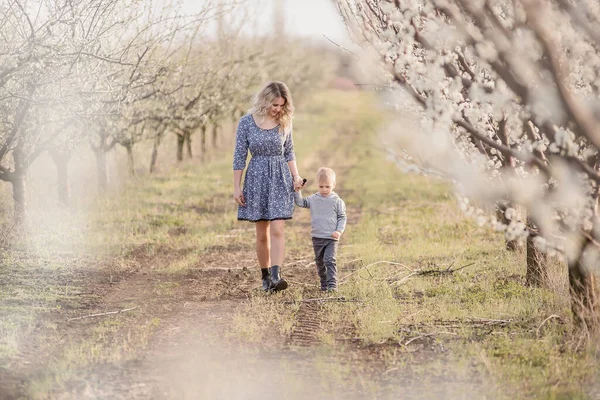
[0,0,128,218]
[76,0,218,186]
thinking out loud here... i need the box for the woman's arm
[287,160,299,176]
[233,118,248,206]
[234,170,245,206]
[287,160,304,191]
[283,129,303,190]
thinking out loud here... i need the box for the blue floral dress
[233,114,296,222]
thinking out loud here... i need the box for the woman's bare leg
[256,221,271,269]
[270,220,285,267]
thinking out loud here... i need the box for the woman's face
[269,97,285,118]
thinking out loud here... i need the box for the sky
[273,0,351,44]
[178,0,354,47]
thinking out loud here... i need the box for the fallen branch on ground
[399,310,424,322]
[536,314,564,336]
[389,271,419,286]
[415,262,475,276]
[403,331,458,346]
[386,262,475,286]
[193,267,251,273]
[467,317,512,326]
[399,317,516,330]
[67,307,138,322]
[342,258,363,267]
[399,315,566,339]
[340,260,414,285]
[282,297,362,304]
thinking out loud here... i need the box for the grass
[25,315,161,398]
[229,90,600,399]
[86,164,238,258]
[0,129,239,395]
[0,89,598,398]
[230,295,301,343]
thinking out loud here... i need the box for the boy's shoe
[326,287,338,293]
[270,265,288,292]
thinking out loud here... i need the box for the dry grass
[1,90,599,398]
[230,90,600,399]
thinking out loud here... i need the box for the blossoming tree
[334,0,600,328]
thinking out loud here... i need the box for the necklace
[260,115,276,127]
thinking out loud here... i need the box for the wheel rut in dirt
[287,300,323,347]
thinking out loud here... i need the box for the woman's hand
[293,175,304,191]
[234,187,245,206]
[332,231,342,240]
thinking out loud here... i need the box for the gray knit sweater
[294,191,347,239]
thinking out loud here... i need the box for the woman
[233,81,304,292]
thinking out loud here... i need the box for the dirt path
[0,221,364,399]
[0,92,504,399]
[1,224,490,400]
[31,243,374,400]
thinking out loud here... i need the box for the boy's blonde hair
[316,167,336,183]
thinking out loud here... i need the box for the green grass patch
[1,89,599,398]
[25,315,161,398]
[233,89,599,398]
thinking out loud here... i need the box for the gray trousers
[312,237,339,290]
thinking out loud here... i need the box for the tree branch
[525,1,600,151]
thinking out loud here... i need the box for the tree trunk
[525,234,547,287]
[184,130,192,159]
[568,238,598,331]
[232,110,237,126]
[525,216,547,287]
[125,144,135,176]
[176,133,184,162]
[93,148,108,192]
[150,135,161,174]
[11,148,27,223]
[496,202,520,251]
[200,125,207,163]
[51,151,71,207]
[212,124,219,149]
[232,108,240,134]
[11,172,27,223]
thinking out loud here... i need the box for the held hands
[293,175,305,191]
[332,231,342,240]
[234,187,245,206]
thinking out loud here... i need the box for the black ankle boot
[270,265,288,292]
[261,268,272,292]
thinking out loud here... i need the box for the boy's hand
[332,231,342,239]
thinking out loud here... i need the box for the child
[294,167,347,291]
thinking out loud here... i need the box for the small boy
[294,167,347,291]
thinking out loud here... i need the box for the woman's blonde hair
[249,81,294,135]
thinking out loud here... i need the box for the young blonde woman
[233,81,304,292]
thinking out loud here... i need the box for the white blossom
[336,0,600,266]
